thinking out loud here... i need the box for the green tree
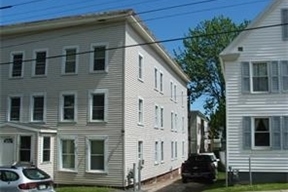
[175,16,249,139]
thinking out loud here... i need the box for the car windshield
[22,168,50,180]
[188,155,212,162]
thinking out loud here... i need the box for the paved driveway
[156,179,211,192]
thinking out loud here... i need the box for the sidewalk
[140,175,180,192]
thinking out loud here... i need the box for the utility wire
[0,22,287,66]
[0,0,265,49]
[0,0,49,9]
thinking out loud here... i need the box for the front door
[0,137,15,165]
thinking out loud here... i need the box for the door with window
[0,137,15,165]
[19,136,32,162]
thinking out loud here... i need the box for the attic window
[282,9,288,40]
[238,47,243,52]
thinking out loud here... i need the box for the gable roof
[0,9,190,83]
[220,0,281,57]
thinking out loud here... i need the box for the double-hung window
[31,94,45,122]
[11,52,24,78]
[171,141,174,160]
[154,68,158,90]
[33,50,47,76]
[252,62,268,92]
[138,141,143,162]
[154,104,159,128]
[138,98,144,125]
[138,54,143,80]
[174,141,178,159]
[174,113,178,132]
[282,61,288,91]
[63,47,78,74]
[170,81,173,100]
[160,141,164,163]
[282,9,288,40]
[160,107,164,129]
[90,44,107,72]
[86,136,107,172]
[171,111,174,131]
[9,96,21,121]
[154,141,159,165]
[174,84,177,102]
[89,89,108,122]
[253,118,270,147]
[59,136,76,171]
[60,92,77,122]
[159,72,163,93]
[42,136,51,162]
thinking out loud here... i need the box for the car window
[23,168,50,180]
[0,170,19,182]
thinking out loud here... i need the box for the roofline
[0,123,57,133]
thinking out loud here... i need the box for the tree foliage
[175,16,249,138]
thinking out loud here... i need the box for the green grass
[203,172,288,192]
[56,186,113,192]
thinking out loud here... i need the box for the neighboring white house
[0,10,190,187]
[188,110,209,154]
[220,0,288,183]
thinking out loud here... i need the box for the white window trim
[41,135,52,163]
[154,67,158,91]
[138,52,144,82]
[251,117,271,150]
[59,91,78,122]
[249,61,269,93]
[174,83,177,103]
[154,140,159,165]
[32,48,48,77]
[9,51,24,78]
[86,135,108,173]
[61,46,79,75]
[159,71,163,93]
[171,111,174,132]
[154,104,159,129]
[30,92,46,123]
[170,80,173,101]
[58,135,78,172]
[88,89,108,123]
[7,94,23,122]
[175,113,178,132]
[160,106,164,129]
[89,43,109,73]
[160,140,164,164]
[138,97,144,126]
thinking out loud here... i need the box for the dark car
[181,154,218,183]
[0,162,55,192]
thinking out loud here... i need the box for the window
[86,136,107,172]
[282,9,288,40]
[31,94,45,122]
[182,116,185,133]
[91,45,107,72]
[63,47,78,74]
[174,84,177,102]
[138,141,143,161]
[282,61,288,91]
[181,91,184,107]
[138,54,143,80]
[19,136,31,162]
[138,98,144,125]
[60,92,76,122]
[11,52,23,78]
[42,137,51,162]
[33,51,47,76]
[160,141,164,162]
[170,81,173,100]
[182,141,185,158]
[89,89,108,122]
[175,141,178,159]
[171,141,174,160]
[154,68,158,90]
[154,105,159,128]
[154,141,159,164]
[159,72,163,92]
[9,96,21,121]
[171,111,174,131]
[59,138,76,170]
[160,107,164,128]
[252,62,268,92]
[243,116,288,150]
[175,113,178,132]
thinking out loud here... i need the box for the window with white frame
[181,91,184,107]
[63,47,77,74]
[9,96,21,121]
[175,113,178,132]
[89,89,107,122]
[155,104,159,128]
[282,9,288,40]
[171,141,174,160]
[42,136,51,162]
[160,107,164,128]
[138,98,143,125]
[160,141,164,163]
[174,84,177,102]
[171,111,174,131]
[11,52,23,78]
[138,54,143,80]
[154,68,158,90]
[241,61,288,93]
[59,137,76,170]
[159,72,163,92]
[90,44,107,72]
[154,141,159,165]
[174,141,178,159]
[19,136,32,162]
[60,93,76,122]
[138,141,143,161]
[243,116,288,150]
[34,51,47,76]
[31,94,45,122]
[86,136,107,172]
[170,81,173,100]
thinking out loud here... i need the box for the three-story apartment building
[0,10,190,187]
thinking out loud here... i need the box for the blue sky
[0,0,271,113]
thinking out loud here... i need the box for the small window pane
[93,46,105,71]
[33,96,44,121]
[92,94,105,120]
[65,49,76,73]
[10,97,21,121]
[35,52,46,75]
[12,54,23,77]
[90,140,104,170]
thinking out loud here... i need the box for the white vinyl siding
[10,52,24,78]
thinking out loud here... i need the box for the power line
[0,0,49,9]
[0,22,287,66]
[0,0,266,49]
